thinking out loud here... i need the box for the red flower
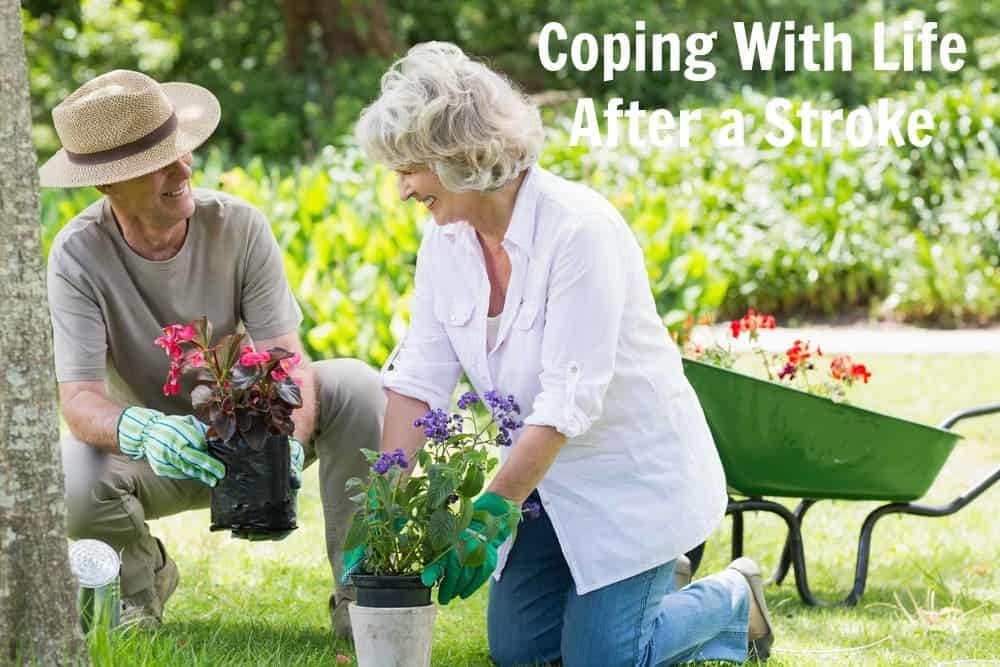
[732,309,777,340]
[851,363,871,383]
[187,350,206,368]
[830,355,851,380]
[163,367,181,396]
[239,345,271,366]
[786,339,812,366]
[280,352,302,373]
[155,323,196,360]
[271,368,289,382]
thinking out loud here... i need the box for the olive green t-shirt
[46,188,302,414]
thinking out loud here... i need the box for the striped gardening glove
[117,407,225,486]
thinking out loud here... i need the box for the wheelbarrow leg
[773,499,817,586]
[847,465,1000,606]
[730,496,744,561]
[727,498,821,606]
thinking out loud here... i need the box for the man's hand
[117,407,225,486]
[421,492,522,605]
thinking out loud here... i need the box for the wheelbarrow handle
[939,403,1000,430]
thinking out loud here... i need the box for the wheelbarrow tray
[683,358,962,502]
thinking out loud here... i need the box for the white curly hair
[355,42,544,192]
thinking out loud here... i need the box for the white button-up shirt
[383,165,727,595]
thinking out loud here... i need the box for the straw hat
[38,70,221,188]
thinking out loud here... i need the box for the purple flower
[521,500,542,520]
[373,449,409,475]
[373,454,393,475]
[413,408,460,443]
[392,447,409,469]
[777,362,797,380]
[484,390,522,446]
[457,391,480,409]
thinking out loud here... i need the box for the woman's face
[396,167,466,225]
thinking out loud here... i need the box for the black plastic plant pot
[207,424,299,541]
[351,574,432,608]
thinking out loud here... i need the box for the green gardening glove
[117,407,225,487]
[421,492,521,605]
[289,437,304,488]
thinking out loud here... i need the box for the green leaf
[343,514,368,552]
[457,465,485,497]
[456,496,473,533]
[427,465,456,508]
[428,508,456,551]
[192,316,212,348]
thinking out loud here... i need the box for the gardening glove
[289,437,304,488]
[117,406,225,487]
[421,492,521,605]
[342,544,366,583]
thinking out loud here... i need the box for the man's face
[105,153,195,227]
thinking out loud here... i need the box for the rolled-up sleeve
[524,218,626,438]
[382,233,463,410]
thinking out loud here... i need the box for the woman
[356,42,774,666]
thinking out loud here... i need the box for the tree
[0,0,89,663]
[279,0,396,66]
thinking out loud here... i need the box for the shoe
[120,540,179,630]
[674,554,692,590]
[727,557,774,660]
[119,589,162,629]
[329,590,355,639]
[153,551,179,619]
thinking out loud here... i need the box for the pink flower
[163,374,181,396]
[280,352,302,373]
[176,325,196,342]
[239,345,271,366]
[155,323,196,360]
[187,350,206,368]
[336,655,352,665]
[271,368,288,382]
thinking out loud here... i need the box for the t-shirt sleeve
[240,208,303,341]
[47,247,108,383]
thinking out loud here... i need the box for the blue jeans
[488,494,750,667]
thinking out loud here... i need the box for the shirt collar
[501,165,540,259]
[438,164,541,257]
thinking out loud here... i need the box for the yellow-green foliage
[39,83,1000,369]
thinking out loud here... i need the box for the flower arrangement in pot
[341,390,524,667]
[155,316,305,540]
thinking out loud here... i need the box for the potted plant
[155,317,304,540]
[341,390,524,667]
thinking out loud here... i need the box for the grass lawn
[88,354,1000,666]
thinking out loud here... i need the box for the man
[38,70,383,633]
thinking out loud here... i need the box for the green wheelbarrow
[682,358,1000,606]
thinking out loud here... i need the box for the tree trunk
[278,0,396,67]
[0,0,89,664]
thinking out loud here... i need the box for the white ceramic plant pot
[348,603,437,667]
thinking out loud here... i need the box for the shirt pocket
[434,296,475,328]
[513,299,541,330]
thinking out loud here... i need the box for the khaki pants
[62,358,385,609]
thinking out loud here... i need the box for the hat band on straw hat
[64,113,178,166]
